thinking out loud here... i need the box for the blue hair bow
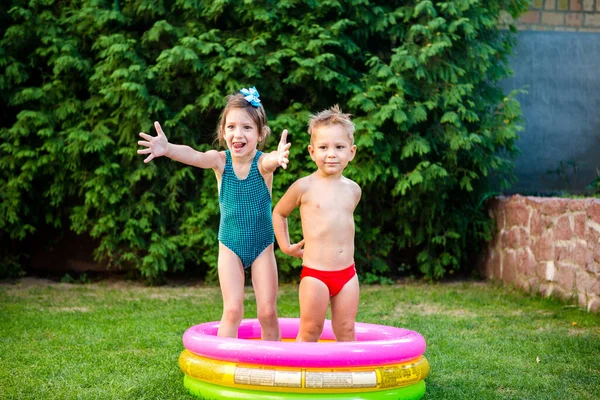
[240,86,261,107]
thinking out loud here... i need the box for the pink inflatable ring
[182,317,426,368]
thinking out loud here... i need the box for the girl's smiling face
[223,108,263,158]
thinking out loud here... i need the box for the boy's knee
[299,320,324,341]
[333,320,355,341]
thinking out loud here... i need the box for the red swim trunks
[300,264,356,297]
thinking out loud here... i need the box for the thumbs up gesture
[277,129,291,169]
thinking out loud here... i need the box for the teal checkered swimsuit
[218,150,274,269]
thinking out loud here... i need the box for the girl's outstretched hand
[277,129,291,169]
[138,121,169,163]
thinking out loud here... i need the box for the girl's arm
[260,129,291,173]
[272,180,305,258]
[138,121,222,170]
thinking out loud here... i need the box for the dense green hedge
[0,0,528,281]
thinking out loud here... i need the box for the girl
[138,87,290,340]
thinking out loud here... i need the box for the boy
[273,105,361,342]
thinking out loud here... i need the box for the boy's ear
[349,144,357,161]
[307,144,316,161]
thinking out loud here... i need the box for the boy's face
[308,124,356,176]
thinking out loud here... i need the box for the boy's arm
[353,181,362,207]
[260,130,291,173]
[273,180,305,258]
[138,121,222,170]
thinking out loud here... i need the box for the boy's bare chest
[301,183,354,211]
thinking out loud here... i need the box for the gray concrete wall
[499,1,600,194]
[501,31,600,194]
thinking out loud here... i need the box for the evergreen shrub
[0,0,529,281]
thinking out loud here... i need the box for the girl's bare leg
[297,277,330,342]
[251,244,281,341]
[217,243,245,338]
[330,274,359,342]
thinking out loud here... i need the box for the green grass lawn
[1,278,599,399]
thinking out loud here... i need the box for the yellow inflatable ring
[183,375,427,400]
[179,349,429,394]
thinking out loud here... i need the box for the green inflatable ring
[183,374,426,400]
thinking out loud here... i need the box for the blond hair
[215,93,271,150]
[307,105,355,144]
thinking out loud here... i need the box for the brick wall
[500,0,600,31]
[481,195,600,313]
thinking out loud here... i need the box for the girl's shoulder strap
[253,150,263,165]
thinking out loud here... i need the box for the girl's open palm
[138,121,168,163]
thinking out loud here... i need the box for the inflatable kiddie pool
[179,318,429,399]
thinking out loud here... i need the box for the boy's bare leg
[217,243,245,338]
[251,244,281,341]
[330,275,359,342]
[297,277,330,342]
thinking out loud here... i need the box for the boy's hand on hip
[138,121,169,163]
[277,129,291,169]
[286,239,305,258]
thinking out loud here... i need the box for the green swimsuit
[218,150,274,268]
